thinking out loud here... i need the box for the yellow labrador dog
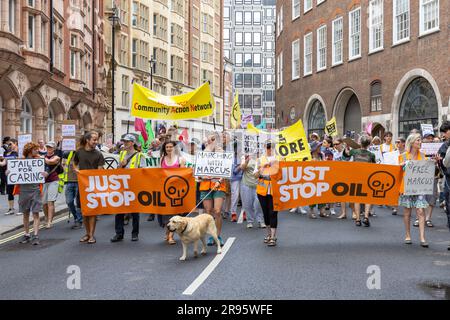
[167,214,222,261]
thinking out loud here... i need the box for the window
[224,7,230,20]
[308,100,326,138]
[254,11,261,25]
[304,0,312,13]
[235,74,243,88]
[235,52,243,66]
[53,20,63,70]
[235,11,243,25]
[291,39,300,80]
[244,11,252,25]
[8,0,16,33]
[20,98,33,134]
[265,8,273,19]
[132,39,137,67]
[243,95,252,109]
[122,76,129,107]
[223,28,230,42]
[28,15,35,49]
[277,52,283,88]
[265,24,273,35]
[253,74,262,88]
[253,95,262,108]
[349,7,361,59]
[244,53,252,67]
[420,0,439,35]
[254,53,261,67]
[317,25,327,71]
[303,32,312,75]
[393,0,410,44]
[253,32,261,46]
[244,32,252,46]
[70,35,77,78]
[277,6,283,36]
[264,74,274,85]
[244,74,252,88]
[265,57,273,68]
[317,0,325,4]
[41,21,47,53]
[132,1,138,26]
[47,107,54,142]
[235,32,243,46]
[332,17,343,65]
[369,0,383,53]
[292,0,300,20]
[370,81,382,111]
[265,41,273,51]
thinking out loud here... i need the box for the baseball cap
[423,132,435,139]
[121,134,136,142]
[45,141,56,148]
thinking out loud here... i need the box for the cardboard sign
[78,168,196,215]
[343,138,360,149]
[382,151,400,165]
[403,160,435,196]
[194,152,234,178]
[368,146,383,164]
[272,161,403,210]
[324,117,338,137]
[18,134,32,157]
[7,159,45,185]
[420,142,443,156]
[421,124,434,137]
[62,138,76,151]
[62,124,76,137]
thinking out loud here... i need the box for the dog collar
[181,223,188,234]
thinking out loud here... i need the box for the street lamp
[108,5,120,144]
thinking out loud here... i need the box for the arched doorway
[343,94,362,135]
[398,77,438,138]
[371,123,385,139]
[307,100,326,139]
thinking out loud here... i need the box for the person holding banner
[308,141,328,219]
[256,141,279,246]
[398,133,429,247]
[200,133,226,247]
[17,142,43,245]
[160,140,186,245]
[0,138,18,215]
[73,132,105,244]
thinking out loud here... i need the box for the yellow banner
[131,82,215,120]
[324,117,338,137]
[230,91,241,129]
[247,119,311,161]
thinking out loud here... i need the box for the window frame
[368,0,384,54]
[419,0,440,36]
[316,25,327,72]
[332,17,343,66]
[303,32,312,76]
[291,39,300,80]
[349,7,361,61]
[393,0,410,45]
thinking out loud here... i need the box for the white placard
[368,146,383,164]
[194,152,234,178]
[382,151,400,165]
[18,134,32,157]
[62,138,76,151]
[403,160,435,196]
[7,159,45,185]
[421,124,434,136]
[62,124,76,137]
[420,142,443,156]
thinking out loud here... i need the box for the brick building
[275,0,449,139]
[0,0,107,141]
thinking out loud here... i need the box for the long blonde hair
[405,133,422,153]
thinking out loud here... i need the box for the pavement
[0,193,69,235]
[0,204,449,300]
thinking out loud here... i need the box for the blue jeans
[65,182,82,223]
[444,177,450,231]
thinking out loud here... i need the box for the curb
[0,207,69,237]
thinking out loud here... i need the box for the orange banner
[78,168,196,216]
[272,161,403,211]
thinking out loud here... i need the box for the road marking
[237,211,244,224]
[183,237,236,296]
[0,214,69,245]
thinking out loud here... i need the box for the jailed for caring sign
[194,152,233,178]
[271,161,403,211]
[78,168,196,216]
[403,160,435,196]
[7,159,45,185]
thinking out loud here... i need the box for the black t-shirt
[73,148,105,170]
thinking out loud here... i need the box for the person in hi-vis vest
[255,140,280,247]
[110,134,146,243]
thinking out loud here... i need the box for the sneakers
[246,223,253,229]
[207,236,215,246]
[218,236,224,246]
[230,212,237,222]
[413,219,419,227]
[131,234,139,242]
[289,208,298,213]
[15,212,23,216]
[259,222,267,228]
[31,235,40,245]
[71,221,82,230]
[110,234,124,242]
[330,208,336,215]
[392,208,398,215]
[4,208,14,215]
[299,208,308,214]
[20,234,31,244]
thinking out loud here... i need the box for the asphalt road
[0,206,449,300]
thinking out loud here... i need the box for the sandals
[167,238,176,245]
[264,235,271,243]
[87,237,96,244]
[426,220,434,227]
[355,220,362,227]
[336,215,347,219]
[267,238,277,246]
[79,235,90,243]
[413,219,419,227]
[362,218,370,227]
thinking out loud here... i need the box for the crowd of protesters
[1,122,449,251]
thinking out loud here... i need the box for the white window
[317,25,327,71]
[253,32,261,46]
[292,0,300,20]
[349,7,361,60]
[244,32,252,46]
[235,52,243,66]
[393,0,409,44]
[291,39,300,80]
[303,32,312,75]
[277,52,283,89]
[317,0,325,4]
[304,0,312,13]
[332,17,343,65]
[41,21,46,53]
[420,0,439,35]
[235,32,243,46]
[8,0,16,33]
[20,98,33,134]
[122,75,129,107]
[28,15,35,49]
[277,5,283,37]
[47,107,55,142]
[369,0,384,53]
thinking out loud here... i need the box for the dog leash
[185,188,215,218]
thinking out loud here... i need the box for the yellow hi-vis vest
[57,150,75,193]
[256,156,273,196]
[119,150,143,168]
